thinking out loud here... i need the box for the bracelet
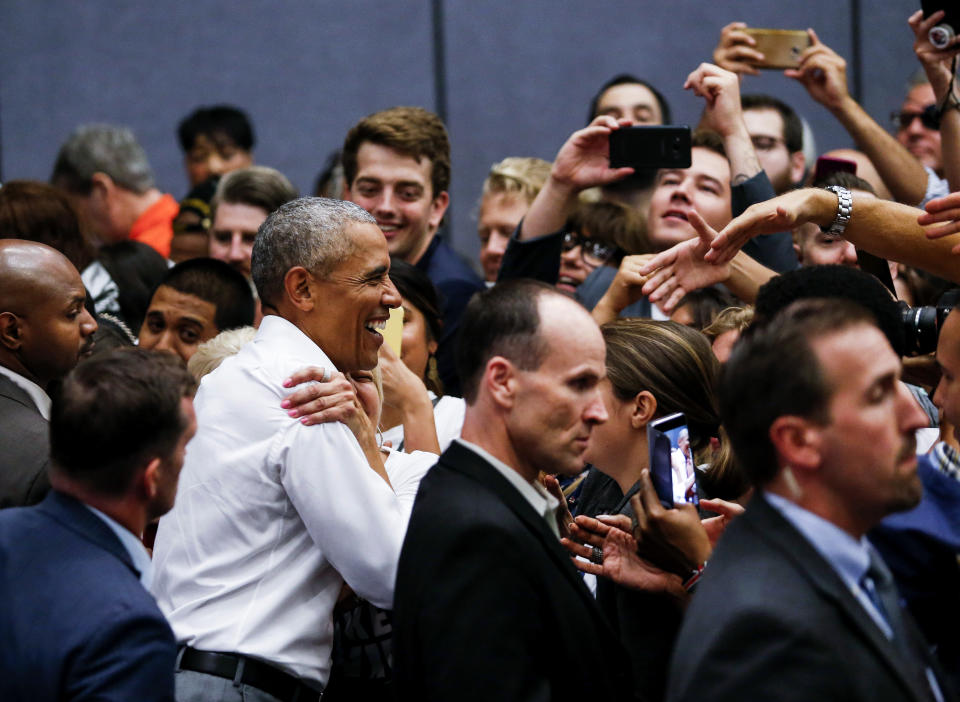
[821,186,853,237]
[682,561,708,592]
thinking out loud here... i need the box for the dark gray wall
[0,0,922,271]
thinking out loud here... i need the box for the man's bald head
[0,240,97,387]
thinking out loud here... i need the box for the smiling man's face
[645,147,732,251]
[345,142,449,265]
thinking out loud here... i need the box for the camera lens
[929,24,955,50]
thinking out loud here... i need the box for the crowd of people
[2,9,960,702]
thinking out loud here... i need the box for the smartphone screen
[647,412,699,508]
[813,156,857,183]
[609,126,691,170]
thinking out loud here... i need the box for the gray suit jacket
[0,373,51,508]
[666,493,954,702]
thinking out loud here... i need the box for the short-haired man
[177,105,255,188]
[393,280,633,701]
[667,299,950,702]
[342,106,483,395]
[741,93,806,194]
[51,124,179,257]
[152,198,408,701]
[208,166,298,278]
[0,348,197,701]
[0,240,97,507]
[138,258,255,363]
[476,156,552,283]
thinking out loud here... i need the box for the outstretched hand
[639,211,729,312]
[550,115,636,192]
[908,10,960,99]
[561,517,686,599]
[684,63,745,138]
[699,498,745,548]
[918,192,960,252]
[707,192,809,264]
[712,21,764,77]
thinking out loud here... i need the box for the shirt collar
[84,504,154,589]
[763,491,872,588]
[0,365,51,419]
[455,438,560,538]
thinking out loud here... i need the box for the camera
[922,1,959,50]
[899,288,959,355]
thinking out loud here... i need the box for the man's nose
[382,276,402,308]
[206,153,227,176]
[80,308,98,337]
[153,330,177,353]
[841,241,858,266]
[229,234,244,261]
[584,392,609,424]
[487,231,509,256]
[374,189,397,214]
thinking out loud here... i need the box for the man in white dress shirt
[151,197,406,702]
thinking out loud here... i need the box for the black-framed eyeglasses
[561,231,617,266]
[890,104,940,131]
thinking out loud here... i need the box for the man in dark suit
[0,348,197,701]
[394,279,634,701]
[667,299,953,702]
[0,239,97,507]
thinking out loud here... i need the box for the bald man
[0,240,97,507]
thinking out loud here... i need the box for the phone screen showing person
[647,412,699,508]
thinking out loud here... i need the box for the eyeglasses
[890,104,940,131]
[561,231,617,267]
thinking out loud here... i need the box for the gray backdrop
[0,0,923,271]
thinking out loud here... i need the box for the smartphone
[378,306,404,355]
[743,28,811,69]
[609,126,691,170]
[812,156,857,183]
[922,1,960,49]
[647,412,699,509]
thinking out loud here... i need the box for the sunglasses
[561,231,618,267]
[890,104,940,131]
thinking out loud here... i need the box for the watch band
[822,185,853,236]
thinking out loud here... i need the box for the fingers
[923,221,960,240]
[699,498,746,520]
[638,468,667,520]
[281,378,352,412]
[912,9,943,35]
[595,513,633,532]
[563,540,604,576]
[641,264,676,299]
[297,402,360,427]
[662,286,688,314]
[283,366,336,388]
[689,210,718,245]
[923,192,960,214]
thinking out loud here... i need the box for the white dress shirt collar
[0,365,51,419]
[455,439,560,538]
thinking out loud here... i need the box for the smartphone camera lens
[930,23,955,50]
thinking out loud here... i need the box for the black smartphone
[646,412,699,509]
[609,126,692,170]
[922,0,960,49]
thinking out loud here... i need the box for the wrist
[544,172,582,199]
[826,93,859,120]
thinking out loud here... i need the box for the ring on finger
[590,546,603,565]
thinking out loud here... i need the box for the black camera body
[899,289,960,356]
[922,0,960,50]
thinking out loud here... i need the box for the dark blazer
[0,491,176,701]
[0,373,51,508]
[393,441,635,702]
[666,493,954,702]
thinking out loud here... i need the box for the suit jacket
[393,442,635,702]
[0,373,51,508]
[0,491,176,701]
[666,493,954,702]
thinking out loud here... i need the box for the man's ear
[630,390,658,430]
[0,312,22,351]
[89,172,114,204]
[140,457,162,501]
[283,267,316,312]
[793,241,804,264]
[769,415,822,473]
[790,151,806,186]
[427,190,450,231]
[484,356,516,409]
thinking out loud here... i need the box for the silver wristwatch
[821,185,853,236]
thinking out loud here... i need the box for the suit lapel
[0,373,42,414]
[439,443,609,619]
[37,491,140,579]
[746,495,936,702]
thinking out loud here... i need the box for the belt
[176,647,322,702]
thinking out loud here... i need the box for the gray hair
[251,197,376,306]
[212,166,298,218]
[51,124,155,195]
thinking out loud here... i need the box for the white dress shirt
[151,315,410,687]
[0,365,51,419]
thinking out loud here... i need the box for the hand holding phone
[646,412,699,508]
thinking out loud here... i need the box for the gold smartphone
[743,29,811,69]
